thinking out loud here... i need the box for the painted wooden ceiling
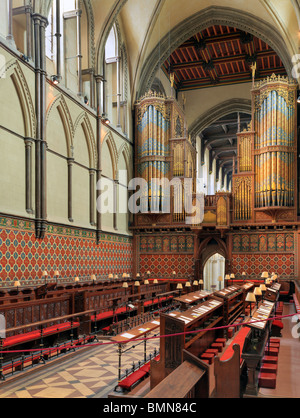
[162,25,287,91]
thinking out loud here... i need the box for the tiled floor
[0,332,160,398]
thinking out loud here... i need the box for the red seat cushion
[272,320,283,329]
[3,321,79,348]
[220,326,251,364]
[118,369,147,390]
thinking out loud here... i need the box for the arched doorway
[203,253,225,292]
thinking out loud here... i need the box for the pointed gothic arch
[102,131,118,180]
[74,111,97,169]
[137,6,294,98]
[46,94,74,158]
[2,59,36,138]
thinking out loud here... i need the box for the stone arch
[196,236,229,280]
[2,59,36,138]
[74,112,97,169]
[102,131,118,179]
[137,6,294,98]
[117,142,131,177]
[95,0,128,74]
[46,94,74,158]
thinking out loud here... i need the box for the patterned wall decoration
[232,232,295,253]
[0,216,133,285]
[139,234,194,253]
[231,253,294,277]
[139,254,195,277]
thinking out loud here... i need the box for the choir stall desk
[242,299,275,396]
[111,318,160,383]
[174,290,211,310]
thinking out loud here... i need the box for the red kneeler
[206,348,219,356]
[261,363,278,374]
[258,372,276,389]
[200,352,215,364]
[227,327,235,338]
[265,347,279,356]
[215,338,226,347]
[211,342,223,352]
[263,355,278,364]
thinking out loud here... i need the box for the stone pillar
[24,138,34,214]
[95,75,104,243]
[76,9,83,98]
[89,168,96,226]
[33,13,48,239]
[116,56,121,128]
[67,158,74,222]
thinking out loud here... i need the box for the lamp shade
[91,274,96,281]
[54,270,60,276]
[254,286,262,296]
[108,274,113,279]
[260,284,267,292]
[199,279,204,285]
[193,280,198,286]
[122,282,128,288]
[134,281,140,286]
[153,279,158,284]
[14,280,21,287]
[245,292,256,302]
[147,271,151,275]
[218,276,223,282]
[74,277,80,282]
[261,271,269,278]
[136,273,140,278]
[144,279,149,285]
[225,274,230,281]
[242,272,246,276]
[185,281,191,287]
[122,273,127,278]
[42,270,48,277]
[172,271,176,275]
[114,275,118,279]
[230,273,235,279]
[176,283,183,289]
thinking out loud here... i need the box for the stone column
[24,138,34,214]
[76,9,83,98]
[89,168,96,226]
[116,56,121,128]
[33,13,48,239]
[95,75,104,243]
[6,0,14,44]
[25,4,32,60]
[67,158,74,222]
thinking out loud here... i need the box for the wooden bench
[214,326,252,397]
[144,351,209,398]
[116,354,160,392]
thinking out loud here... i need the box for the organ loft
[133,74,298,284]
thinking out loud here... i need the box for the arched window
[104,23,128,134]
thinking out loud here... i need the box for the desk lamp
[246,292,256,317]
